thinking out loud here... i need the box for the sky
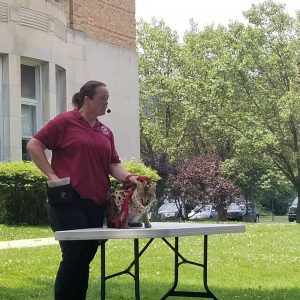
[135,0,299,37]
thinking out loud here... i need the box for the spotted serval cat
[110,180,157,228]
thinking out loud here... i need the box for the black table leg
[100,240,106,300]
[161,235,219,299]
[134,238,140,300]
[102,238,154,299]
[203,235,218,299]
[160,237,179,300]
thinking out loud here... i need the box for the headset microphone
[107,108,111,113]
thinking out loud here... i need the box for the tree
[180,22,237,160]
[142,152,180,213]
[183,1,300,222]
[222,157,296,215]
[221,1,300,222]
[137,1,300,223]
[176,154,238,220]
[138,20,236,161]
[137,20,185,159]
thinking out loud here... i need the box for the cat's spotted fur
[113,181,157,228]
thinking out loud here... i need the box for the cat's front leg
[143,213,152,228]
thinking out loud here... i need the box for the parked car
[227,202,259,222]
[288,197,298,222]
[158,203,181,218]
[226,203,243,221]
[239,203,259,222]
[188,205,218,220]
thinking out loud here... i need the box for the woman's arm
[109,163,138,183]
[26,138,59,180]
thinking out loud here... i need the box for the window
[21,62,41,161]
[21,104,36,136]
[56,66,66,114]
[21,65,36,99]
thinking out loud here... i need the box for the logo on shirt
[101,126,109,135]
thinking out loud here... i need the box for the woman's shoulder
[41,110,78,131]
[50,110,78,125]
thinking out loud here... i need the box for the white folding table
[55,222,245,300]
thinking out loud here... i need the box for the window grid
[21,61,42,160]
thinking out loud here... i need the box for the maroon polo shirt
[34,109,120,206]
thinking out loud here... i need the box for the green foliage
[137,19,186,159]
[222,158,296,214]
[176,154,238,219]
[121,160,161,181]
[110,159,161,194]
[0,162,48,225]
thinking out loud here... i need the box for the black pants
[48,193,105,300]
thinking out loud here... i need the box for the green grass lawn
[0,222,299,299]
[0,224,52,241]
[259,215,288,222]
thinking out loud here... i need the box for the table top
[55,222,246,241]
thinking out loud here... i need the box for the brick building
[0,0,139,161]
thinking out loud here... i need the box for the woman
[27,80,140,300]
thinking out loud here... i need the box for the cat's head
[135,181,157,206]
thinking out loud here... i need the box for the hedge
[0,162,47,225]
[110,159,161,194]
[0,160,160,225]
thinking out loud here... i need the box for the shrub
[176,154,239,219]
[0,161,48,225]
[110,159,161,194]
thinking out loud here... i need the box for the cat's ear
[150,182,157,190]
[136,181,143,188]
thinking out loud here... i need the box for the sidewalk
[0,237,58,250]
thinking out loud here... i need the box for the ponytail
[72,92,83,109]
